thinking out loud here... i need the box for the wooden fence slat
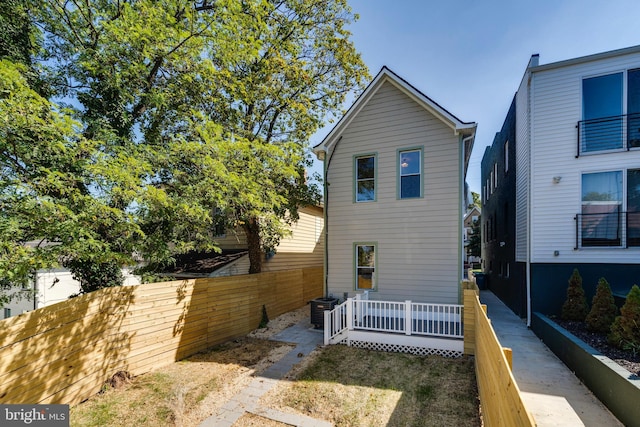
[466,290,536,427]
[0,266,323,406]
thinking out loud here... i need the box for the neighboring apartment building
[481,96,527,316]
[482,45,640,320]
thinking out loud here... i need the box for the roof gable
[313,66,476,154]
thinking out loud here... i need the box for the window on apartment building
[627,69,640,148]
[398,148,422,199]
[504,141,509,173]
[580,171,622,246]
[490,171,494,194]
[579,169,640,247]
[580,69,640,154]
[355,155,376,202]
[3,308,10,319]
[355,243,376,290]
[505,263,510,278]
[582,73,623,153]
[627,168,640,246]
[494,163,498,189]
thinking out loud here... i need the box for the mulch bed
[553,318,640,376]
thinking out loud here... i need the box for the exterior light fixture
[552,176,562,184]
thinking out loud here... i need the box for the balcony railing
[575,211,640,248]
[577,113,640,157]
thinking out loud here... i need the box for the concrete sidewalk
[480,290,623,427]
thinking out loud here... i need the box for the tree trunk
[244,216,263,274]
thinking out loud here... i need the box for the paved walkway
[199,321,331,427]
[480,290,623,427]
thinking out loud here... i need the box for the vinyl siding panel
[262,206,324,272]
[215,206,324,274]
[529,51,640,264]
[515,71,530,262]
[325,81,461,304]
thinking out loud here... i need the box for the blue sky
[307,0,640,194]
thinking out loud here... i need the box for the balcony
[577,113,640,156]
[574,211,640,248]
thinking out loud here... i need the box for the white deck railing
[324,294,463,347]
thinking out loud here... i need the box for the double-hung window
[398,148,422,199]
[355,243,376,290]
[355,155,376,202]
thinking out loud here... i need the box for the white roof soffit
[313,66,476,155]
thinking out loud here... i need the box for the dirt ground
[71,306,311,427]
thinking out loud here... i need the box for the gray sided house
[313,67,476,304]
[483,45,640,321]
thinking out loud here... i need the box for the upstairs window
[627,69,640,148]
[581,73,623,152]
[355,155,376,202]
[398,148,422,199]
[504,141,509,173]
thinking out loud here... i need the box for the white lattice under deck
[333,329,464,358]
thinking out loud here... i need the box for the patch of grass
[265,346,480,427]
[71,337,292,427]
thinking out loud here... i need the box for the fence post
[346,298,354,331]
[324,310,330,345]
[463,289,476,355]
[405,300,411,335]
[503,347,513,370]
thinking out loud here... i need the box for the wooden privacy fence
[0,266,323,406]
[462,282,536,427]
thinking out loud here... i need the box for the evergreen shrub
[561,268,589,321]
[608,284,640,349]
[585,277,617,333]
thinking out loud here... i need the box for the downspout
[320,150,329,298]
[461,134,474,292]
[526,67,535,327]
[319,136,342,298]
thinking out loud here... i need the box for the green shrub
[608,284,640,349]
[561,269,589,321]
[585,277,617,333]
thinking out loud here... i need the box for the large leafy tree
[0,60,141,301]
[2,0,367,287]
[0,0,33,65]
